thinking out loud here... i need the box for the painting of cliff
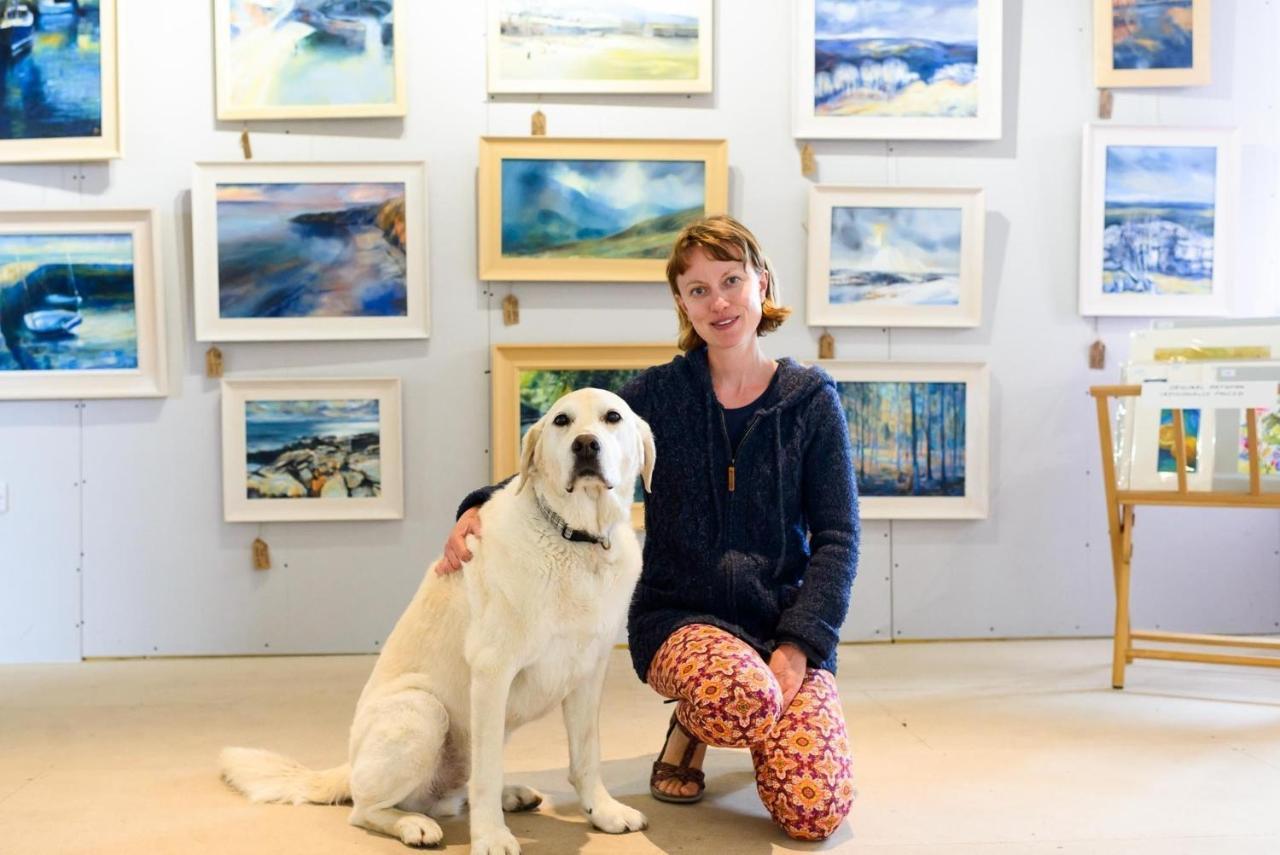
[501,158,705,260]
[215,181,408,319]
[0,231,136,372]
[1102,144,1216,297]
[244,398,381,500]
[0,0,104,142]
[829,205,962,306]
[1111,0,1193,70]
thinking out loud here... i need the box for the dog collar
[534,490,612,550]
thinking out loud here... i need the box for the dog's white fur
[221,388,655,854]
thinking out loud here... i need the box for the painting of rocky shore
[244,398,381,500]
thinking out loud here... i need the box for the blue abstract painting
[814,0,979,118]
[829,206,962,305]
[501,159,705,259]
[1103,145,1215,296]
[0,232,136,372]
[245,398,382,500]
[1112,0,1193,71]
[216,182,407,319]
[839,380,967,497]
[0,0,104,140]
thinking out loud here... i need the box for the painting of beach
[244,398,382,500]
[501,158,704,260]
[813,0,979,118]
[829,206,962,305]
[1112,0,1193,70]
[218,0,399,117]
[0,231,136,372]
[1102,144,1216,297]
[215,181,407,319]
[838,380,967,497]
[0,0,104,141]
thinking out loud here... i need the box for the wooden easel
[1090,384,1280,688]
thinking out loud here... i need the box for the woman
[442,215,858,841]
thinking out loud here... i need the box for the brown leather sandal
[650,712,705,804]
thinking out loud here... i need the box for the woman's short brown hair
[666,215,792,352]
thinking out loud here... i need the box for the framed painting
[213,0,406,120]
[817,361,989,519]
[486,0,713,94]
[0,0,120,162]
[192,161,428,341]
[793,0,1002,140]
[1079,125,1237,318]
[0,209,166,400]
[807,185,984,328]
[492,343,678,528]
[477,137,728,282]
[221,377,403,522]
[1094,0,1209,88]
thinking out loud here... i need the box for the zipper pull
[728,464,736,492]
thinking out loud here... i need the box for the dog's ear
[636,417,656,494]
[517,419,543,494]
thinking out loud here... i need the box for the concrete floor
[1,639,1279,854]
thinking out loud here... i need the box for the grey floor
[2,639,1279,854]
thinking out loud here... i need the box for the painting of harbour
[244,398,382,500]
[829,205,962,305]
[814,0,979,118]
[215,181,407,319]
[838,380,967,497]
[501,158,705,259]
[222,0,396,112]
[0,0,104,141]
[494,1,701,83]
[1102,144,1215,296]
[0,232,136,371]
[1112,0,1193,70]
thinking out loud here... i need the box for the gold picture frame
[478,137,729,282]
[491,343,679,528]
[1093,0,1210,88]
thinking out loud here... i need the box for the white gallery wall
[1,0,1278,663]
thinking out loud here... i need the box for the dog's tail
[219,746,351,805]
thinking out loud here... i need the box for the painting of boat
[1,4,35,56]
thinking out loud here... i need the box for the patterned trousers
[646,623,855,840]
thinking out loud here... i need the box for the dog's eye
[604,410,622,424]
[552,413,570,427]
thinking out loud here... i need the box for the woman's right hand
[436,507,482,575]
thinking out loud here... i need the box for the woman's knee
[769,776,855,841]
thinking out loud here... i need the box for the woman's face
[674,247,768,351]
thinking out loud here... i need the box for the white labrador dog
[221,388,654,854]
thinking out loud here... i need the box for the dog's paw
[501,784,542,813]
[395,814,443,847]
[470,826,520,855]
[587,799,647,834]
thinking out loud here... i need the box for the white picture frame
[221,377,404,523]
[192,162,429,342]
[807,185,984,328]
[0,209,166,400]
[1079,125,1238,318]
[817,361,989,519]
[793,0,1002,140]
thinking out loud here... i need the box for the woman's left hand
[769,642,808,711]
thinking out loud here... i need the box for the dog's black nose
[572,434,601,459]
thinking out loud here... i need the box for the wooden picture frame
[477,137,728,282]
[192,161,429,342]
[0,0,120,162]
[1093,0,1210,88]
[212,0,407,121]
[816,361,989,519]
[491,343,679,528]
[0,209,166,400]
[807,185,984,328]
[221,377,404,522]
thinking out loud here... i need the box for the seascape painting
[501,158,705,260]
[244,398,382,500]
[0,232,136,372]
[838,380,966,497]
[813,0,979,118]
[1157,408,1199,472]
[215,181,407,319]
[1102,145,1216,297]
[0,0,104,141]
[1112,0,1193,70]
[829,205,962,305]
[494,0,702,84]
[220,0,397,115]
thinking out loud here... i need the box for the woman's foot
[650,714,707,803]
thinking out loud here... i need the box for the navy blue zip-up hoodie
[458,347,859,681]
